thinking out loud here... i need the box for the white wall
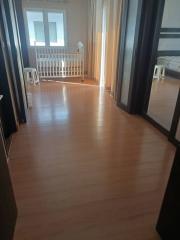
[158,0,180,51]
[22,0,89,70]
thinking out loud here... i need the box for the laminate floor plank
[9,82,175,240]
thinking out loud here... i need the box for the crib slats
[73,53,75,77]
[59,48,61,77]
[52,48,54,77]
[70,53,72,77]
[68,51,70,77]
[55,48,57,77]
[66,50,68,76]
[36,45,84,79]
[46,48,48,77]
[79,53,81,77]
[61,48,63,77]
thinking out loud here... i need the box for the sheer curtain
[104,0,122,97]
[88,0,122,97]
[88,0,103,81]
[87,0,96,78]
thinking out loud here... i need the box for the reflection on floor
[9,82,175,240]
[148,77,180,130]
[41,77,98,86]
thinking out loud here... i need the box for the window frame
[24,8,67,48]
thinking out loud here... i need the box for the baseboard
[166,69,180,79]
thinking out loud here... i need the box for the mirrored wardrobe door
[145,0,180,141]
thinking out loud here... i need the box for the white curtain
[87,0,96,78]
[88,0,103,80]
[88,0,122,97]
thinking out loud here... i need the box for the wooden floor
[148,77,180,131]
[9,82,175,240]
[41,78,99,86]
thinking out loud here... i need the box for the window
[26,10,65,47]
[48,12,65,46]
[49,22,57,43]
[26,11,45,46]
[34,21,45,43]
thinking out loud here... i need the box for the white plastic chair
[24,68,40,85]
[153,65,165,81]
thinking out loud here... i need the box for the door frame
[116,0,143,113]
[14,0,29,67]
[1,0,27,123]
[0,5,20,124]
[0,21,18,138]
[0,125,17,239]
[169,89,180,145]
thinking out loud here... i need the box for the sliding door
[2,0,27,123]
[14,0,29,67]
[0,15,18,139]
[169,89,180,144]
[117,0,142,112]
[144,0,180,146]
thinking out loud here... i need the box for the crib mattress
[158,56,180,72]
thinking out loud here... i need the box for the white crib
[35,42,85,80]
